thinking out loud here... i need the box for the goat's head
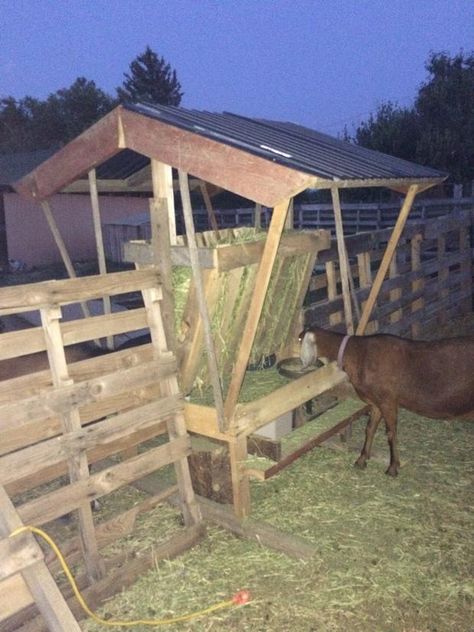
[299,329,318,368]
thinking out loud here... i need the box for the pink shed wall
[4,193,149,267]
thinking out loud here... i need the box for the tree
[415,51,474,182]
[0,78,116,152]
[353,50,474,184]
[354,102,420,162]
[117,46,183,106]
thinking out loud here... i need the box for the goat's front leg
[354,405,382,469]
[382,406,400,476]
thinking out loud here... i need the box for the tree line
[350,51,474,185]
[0,46,182,152]
[1,48,473,185]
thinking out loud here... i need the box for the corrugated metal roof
[124,102,446,183]
[0,148,57,188]
[95,149,149,179]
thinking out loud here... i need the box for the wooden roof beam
[118,107,311,208]
[14,108,122,202]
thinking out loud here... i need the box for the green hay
[175,229,312,391]
[189,365,290,405]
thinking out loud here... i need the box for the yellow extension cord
[9,525,250,627]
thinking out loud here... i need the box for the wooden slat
[0,487,81,631]
[15,107,121,201]
[141,281,202,527]
[40,306,104,582]
[233,363,347,437]
[0,358,176,431]
[18,436,191,526]
[0,395,181,486]
[225,198,291,418]
[0,269,160,315]
[6,418,167,497]
[179,170,225,431]
[356,185,419,335]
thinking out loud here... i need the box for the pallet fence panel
[303,210,473,337]
[103,197,473,264]
[0,269,202,630]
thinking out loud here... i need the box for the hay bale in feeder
[125,227,329,398]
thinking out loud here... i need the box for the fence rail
[181,196,474,236]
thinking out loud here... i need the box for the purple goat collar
[337,334,352,370]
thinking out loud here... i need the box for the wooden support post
[459,224,472,313]
[88,169,113,349]
[140,286,202,527]
[389,255,402,325]
[410,233,424,338]
[356,184,419,335]
[254,203,262,229]
[150,160,177,354]
[331,186,354,334]
[228,435,251,519]
[151,160,177,245]
[285,198,294,230]
[178,170,226,432]
[357,251,377,333]
[40,306,104,582]
[199,181,220,236]
[326,261,342,326]
[437,234,448,325]
[0,487,82,631]
[224,198,290,418]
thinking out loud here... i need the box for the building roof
[126,103,444,182]
[14,103,446,207]
[0,148,57,190]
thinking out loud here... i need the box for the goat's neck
[315,328,345,362]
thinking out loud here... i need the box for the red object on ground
[232,590,251,605]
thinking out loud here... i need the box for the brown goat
[300,326,474,476]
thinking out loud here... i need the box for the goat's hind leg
[354,405,382,470]
[382,407,400,477]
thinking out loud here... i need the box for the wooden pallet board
[245,399,369,480]
[0,269,202,630]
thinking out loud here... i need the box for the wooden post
[151,161,177,245]
[285,198,294,230]
[178,170,226,432]
[389,255,402,325]
[356,184,419,335]
[199,181,220,236]
[327,261,342,326]
[357,251,377,333]
[140,285,202,527]
[228,435,250,519]
[88,169,113,349]
[40,306,104,582]
[254,203,262,229]
[149,160,177,354]
[437,234,448,325]
[331,186,354,334]
[224,198,290,418]
[410,233,424,338]
[0,487,82,632]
